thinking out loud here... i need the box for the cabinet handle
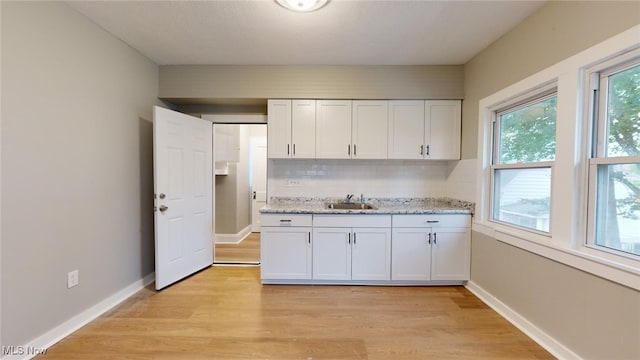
[354,144,357,156]
[293,144,296,156]
[426,220,439,223]
[279,219,292,223]
[348,233,351,244]
[308,232,311,244]
[420,145,424,156]
[426,145,430,156]
[428,233,431,245]
[348,144,351,156]
[353,232,357,245]
[433,232,437,244]
[287,144,290,155]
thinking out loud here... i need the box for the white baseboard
[215,225,252,244]
[1,272,155,360]
[465,281,581,360]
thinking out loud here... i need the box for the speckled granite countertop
[260,197,474,215]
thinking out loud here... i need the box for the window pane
[606,64,640,157]
[595,163,640,256]
[497,96,557,164]
[493,168,551,232]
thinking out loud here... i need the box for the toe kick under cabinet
[260,213,470,285]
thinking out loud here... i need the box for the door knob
[159,193,166,199]
[159,205,168,212]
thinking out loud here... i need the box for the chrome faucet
[345,194,354,203]
[360,193,364,204]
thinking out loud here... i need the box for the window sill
[472,221,640,291]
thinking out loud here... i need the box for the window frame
[489,87,557,235]
[585,51,640,260]
[475,26,640,291]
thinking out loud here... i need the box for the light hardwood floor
[37,267,553,359]
[215,233,260,264]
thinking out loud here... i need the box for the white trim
[0,273,155,360]
[589,155,640,165]
[201,114,267,124]
[214,225,252,244]
[0,2,3,349]
[465,281,582,360]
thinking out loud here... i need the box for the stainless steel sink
[327,202,377,210]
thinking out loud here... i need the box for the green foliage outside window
[498,96,557,164]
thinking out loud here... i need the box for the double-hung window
[491,89,557,233]
[587,53,640,257]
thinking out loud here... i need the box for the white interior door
[251,137,267,232]
[154,106,213,290]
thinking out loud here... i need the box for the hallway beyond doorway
[214,232,260,264]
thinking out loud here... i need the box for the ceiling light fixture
[275,0,329,12]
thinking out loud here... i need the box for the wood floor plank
[214,233,260,263]
[37,267,553,359]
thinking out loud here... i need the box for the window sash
[595,62,640,158]
[490,88,557,234]
[586,160,640,258]
[490,164,553,234]
[492,91,557,166]
[587,53,640,258]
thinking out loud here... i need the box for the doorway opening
[212,123,267,265]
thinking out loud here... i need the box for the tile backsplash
[267,158,477,201]
[445,159,477,202]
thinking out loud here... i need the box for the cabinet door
[430,227,470,281]
[312,227,351,280]
[291,100,316,158]
[387,100,425,159]
[424,100,461,160]
[351,227,391,281]
[316,100,352,159]
[352,101,388,159]
[391,228,431,280]
[267,100,292,159]
[260,227,312,280]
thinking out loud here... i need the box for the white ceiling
[67,0,546,66]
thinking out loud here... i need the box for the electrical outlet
[285,179,301,187]
[67,269,79,288]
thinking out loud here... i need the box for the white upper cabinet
[315,100,352,159]
[352,101,388,159]
[388,100,425,159]
[424,100,461,160]
[388,100,461,160]
[291,100,316,158]
[267,99,316,159]
[270,98,460,161]
[267,99,292,159]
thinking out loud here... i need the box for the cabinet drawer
[313,214,392,228]
[262,214,313,227]
[392,214,470,228]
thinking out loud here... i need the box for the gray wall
[462,0,640,159]
[215,165,239,234]
[1,2,159,347]
[159,65,464,102]
[214,125,251,235]
[464,1,640,359]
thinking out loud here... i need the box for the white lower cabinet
[391,215,471,281]
[260,214,312,280]
[260,213,470,284]
[312,215,391,281]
